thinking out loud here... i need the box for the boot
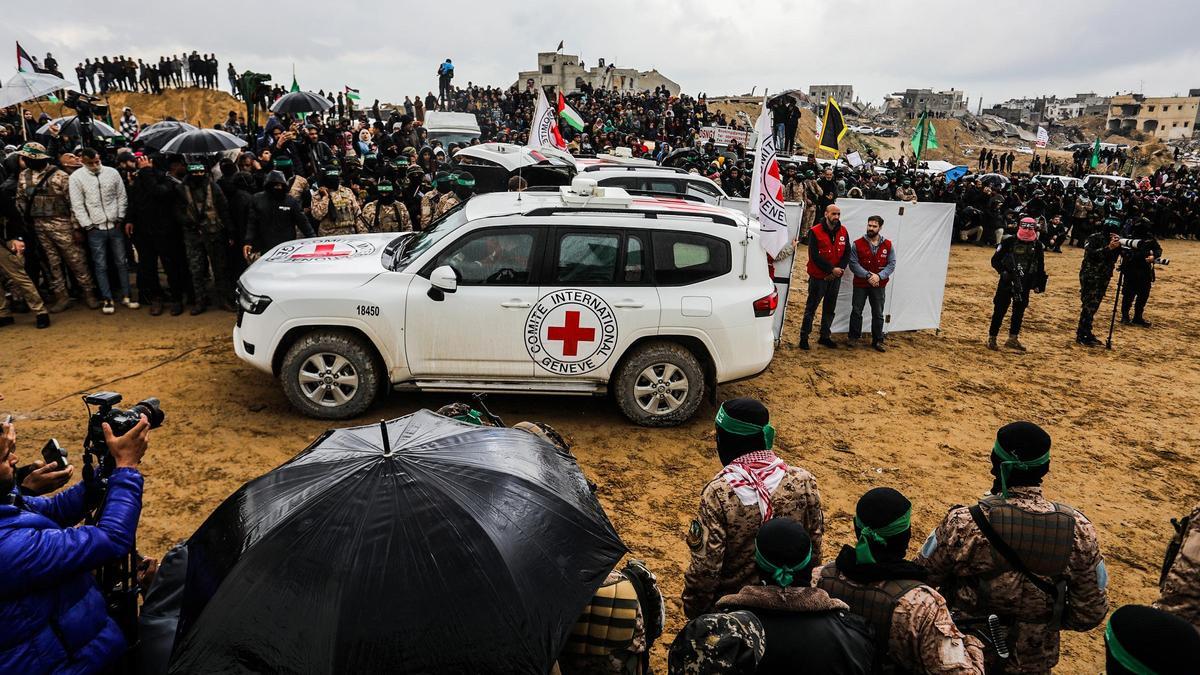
[169,302,185,316]
[817,336,837,348]
[84,292,102,310]
[1005,335,1026,353]
[190,300,209,316]
[1131,317,1152,328]
[0,316,13,328]
[47,296,71,313]
[986,336,999,351]
[149,300,164,317]
[35,312,50,329]
[872,341,887,353]
[798,336,810,351]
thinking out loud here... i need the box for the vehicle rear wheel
[280,330,381,419]
[613,341,705,427]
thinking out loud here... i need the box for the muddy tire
[613,341,705,427]
[280,330,381,419]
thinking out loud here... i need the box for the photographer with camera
[1119,219,1163,328]
[1075,218,1122,347]
[0,413,150,674]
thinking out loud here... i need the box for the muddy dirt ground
[4,240,1198,672]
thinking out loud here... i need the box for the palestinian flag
[344,86,361,102]
[16,41,36,73]
[557,92,585,132]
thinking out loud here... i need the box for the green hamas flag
[910,111,938,161]
[290,75,300,93]
[1090,137,1100,168]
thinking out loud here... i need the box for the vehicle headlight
[237,284,273,314]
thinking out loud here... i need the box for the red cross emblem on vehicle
[546,311,596,356]
[291,243,352,259]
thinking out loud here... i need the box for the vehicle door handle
[500,300,532,308]
[613,301,645,309]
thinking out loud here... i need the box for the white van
[423,111,481,146]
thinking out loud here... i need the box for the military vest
[978,496,1076,578]
[23,169,69,219]
[817,565,923,653]
[563,575,639,657]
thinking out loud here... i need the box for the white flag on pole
[1035,126,1049,149]
[749,97,789,258]
[527,87,565,150]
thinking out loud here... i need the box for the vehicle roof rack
[523,206,740,227]
[621,189,707,203]
[580,165,691,175]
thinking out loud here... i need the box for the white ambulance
[234,179,777,426]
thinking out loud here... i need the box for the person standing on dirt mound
[916,421,1109,673]
[682,398,824,619]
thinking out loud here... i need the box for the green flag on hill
[1090,137,1100,168]
[910,110,938,162]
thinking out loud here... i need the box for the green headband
[1105,621,1157,675]
[274,158,293,167]
[187,163,205,172]
[715,404,775,450]
[454,176,475,188]
[853,509,912,565]
[755,544,812,588]
[377,184,394,193]
[454,410,484,426]
[992,440,1050,498]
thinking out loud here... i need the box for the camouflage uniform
[1154,502,1200,628]
[895,186,918,202]
[667,610,766,675]
[1076,230,1120,340]
[682,466,824,619]
[433,192,461,220]
[801,179,822,239]
[286,174,309,201]
[360,200,413,233]
[783,178,803,204]
[16,167,95,302]
[0,246,46,316]
[180,178,233,305]
[917,486,1108,673]
[311,186,363,236]
[814,562,986,673]
[557,570,646,675]
[418,191,442,229]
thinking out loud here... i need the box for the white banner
[1036,126,1049,149]
[698,126,751,146]
[823,199,955,334]
[527,88,564,149]
[747,99,789,258]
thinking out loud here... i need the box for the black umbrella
[159,128,247,154]
[270,90,335,114]
[36,115,122,139]
[167,410,626,674]
[135,120,198,150]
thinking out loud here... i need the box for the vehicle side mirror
[428,265,457,301]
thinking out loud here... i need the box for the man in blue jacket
[0,413,151,675]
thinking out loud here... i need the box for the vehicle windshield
[392,204,470,270]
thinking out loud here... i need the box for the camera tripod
[1105,268,1126,350]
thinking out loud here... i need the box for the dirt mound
[41,88,243,129]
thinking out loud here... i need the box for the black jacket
[245,191,312,252]
[717,585,876,674]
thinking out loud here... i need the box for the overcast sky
[5,1,1198,109]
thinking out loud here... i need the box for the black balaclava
[273,157,295,179]
[320,169,341,190]
[377,181,396,203]
[434,171,452,195]
[716,397,770,466]
[990,421,1051,497]
[854,487,913,563]
[1105,604,1200,674]
[25,156,50,172]
[452,171,475,200]
[755,517,813,587]
[264,170,287,200]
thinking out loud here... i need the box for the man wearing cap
[311,167,363,236]
[14,142,100,312]
[917,421,1108,673]
[1075,217,1122,347]
[179,162,234,314]
[987,217,1046,352]
[682,398,824,619]
[360,179,414,234]
[1154,501,1200,629]
[816,488,984,673]
[716,518,876,672]
[1104,605,1200,674]
[668,610,765,675]
[243,171,313,261]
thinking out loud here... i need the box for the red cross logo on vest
[546,311,596,356]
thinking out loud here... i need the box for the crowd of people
[26,50,224,96]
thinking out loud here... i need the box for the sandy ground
[3,240,1198,672]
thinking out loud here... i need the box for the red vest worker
[799,204,850,350]
[847,215,896,351]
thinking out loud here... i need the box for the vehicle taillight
[753,289,779,318]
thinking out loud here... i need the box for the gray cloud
[5,0,1197,108]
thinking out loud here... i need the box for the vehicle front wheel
[280,330,381,419]
[613,341,706,427]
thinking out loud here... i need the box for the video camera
[1118,238,1169,266]
[62,91,110,150]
